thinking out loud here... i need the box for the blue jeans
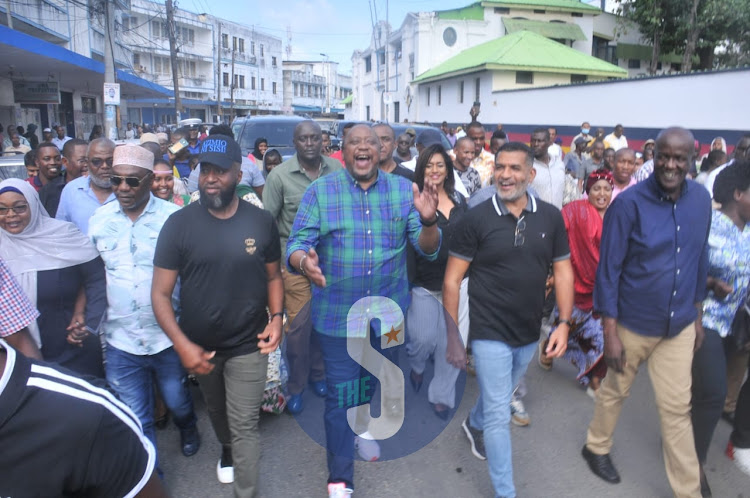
[469,339,536,498]
[105,345,197,468]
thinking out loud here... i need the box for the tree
[616,0,683,74]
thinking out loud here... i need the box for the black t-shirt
[153,200,281,356]
[391,164,415,182]
[39,174,66,217]
[414,191,467,291]
[0,344,153,497]
[450,194,569,346]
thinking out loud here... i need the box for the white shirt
[401,156,469,198]
[548,143,563,163]
[604,133,628,151]
[125,129,135,139]
[704,159,734,198]
[531,156,566,209]
[51,136,72,149]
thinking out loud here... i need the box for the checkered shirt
[0,258,39,337]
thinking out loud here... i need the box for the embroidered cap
[113,144,154,172]
[139,132,159,145]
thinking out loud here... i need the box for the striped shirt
[0,258,39,337]
[287,169,440,337]
[0,340,155,497]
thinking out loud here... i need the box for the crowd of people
[0,111,749,498]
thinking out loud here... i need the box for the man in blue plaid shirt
[287,124,441,497]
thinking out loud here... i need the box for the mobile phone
[168,138,189,155]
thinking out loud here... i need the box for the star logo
[384,326,401,344]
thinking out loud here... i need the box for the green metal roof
[340,94,353,105]
[481,0,600,13]
[437,3,486,21]
[413,30,626,83]
[615,43,694,65]
[502,18,587,41]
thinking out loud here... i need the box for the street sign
[103,83,121,106]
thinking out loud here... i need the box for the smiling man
[26,142,62,192]
[582,127,711,497]
[610,148,637,200]
[286,124,441,497]
[89,145,200,476]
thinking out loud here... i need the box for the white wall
[489,68,749,131]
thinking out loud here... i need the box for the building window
[475,77,480,101]
[459,80,464,103]
[260,44,264,56]
[222,33,229,49]
[533,9,545,13]
[154,56,171,76]
[437,85,442,105]
[233,36,237,50]
[571,12,583,17]
[239,75,245,88]
[251,41,255,55]
[515,71,533,84]
[570,74,587,83]
[273,82,277,94]
[427,87,431,106]
[133,53,140,66]
[223,72,229,87]
[152,21,168,39]
[366,105,370,121]
[81,96,96,114]
[272,56,277,67]
[178,27,194,46]
[365,56,372,73]
[252,77,256,90]
[261,78,265,90]
[378,51,385,65]
[628,59,641,69]
[239,39,245,53]
[494,7,510,13]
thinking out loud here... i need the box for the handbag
[729,295,750,352]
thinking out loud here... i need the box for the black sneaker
[461,417,486,460]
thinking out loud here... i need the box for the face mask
[582,129,590,135]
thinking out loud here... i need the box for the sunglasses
[110,175,146,188]
[0,204,29,216]
[90,157,113,168]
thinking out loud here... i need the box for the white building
[282,60,353,115]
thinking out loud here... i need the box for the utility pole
[166,0,182,123]
[5,0,13,29]
[216,22,222,123]
[103,0,117,139]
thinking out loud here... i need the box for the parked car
[335,121,453,151]
[232,115,308,160]
[0,153,28,181]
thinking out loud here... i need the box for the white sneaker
[510,396,530,426]
[734,447,750,477]
[216,459,234,484]
[354,431,381,461]
[328,482,353,497]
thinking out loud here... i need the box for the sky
[179,0,466,74]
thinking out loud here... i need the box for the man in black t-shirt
[443,142,574,498]
[0,341,165,498]
[152,134,283,496]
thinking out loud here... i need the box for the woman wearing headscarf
[251,136,268,163]
[554,169,614,395]
[0,178,106,377]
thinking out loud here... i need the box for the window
[123,16,138,30]
[365,56,372,73]
[571,12,583,17]
[459,80,464,103]
[154,56,171,76]
[237,75,245,89]
[515,71,533,84]
[133,53,140,66]
[272,56,277,67]
[437,85,442,105]
[533,9,546,13]
[366,105,370,121]
[260,44,264,57]
[223,72,229,86]
[378,51,385,65]
[251,41,255,54]
[233,36,237,50]
[427,87,431,106]
[570,74,587,83]
[81,96,96,114]
[252,77,256,90]
[179,60,196,77]
[261,78,265,90]
[222,33,229,49]
[628,59,641,69]
[272,82,277,94]
[152,21,168,39]
[494,7,510,13]
[293,83,298,96]
[239,38,245,53]
[178,27,194,45]
[475,77,480,101]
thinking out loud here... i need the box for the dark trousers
[731,353,750,448]
[691,328,729,463]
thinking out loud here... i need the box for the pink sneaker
[328,482,353,497]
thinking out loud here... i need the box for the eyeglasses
[0,204,29,217]
[110,175,145,188]
[90,157,113,168]
[514,216,526,247]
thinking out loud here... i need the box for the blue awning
[0,24,171,99]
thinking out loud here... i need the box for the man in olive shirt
[263,120,342,414]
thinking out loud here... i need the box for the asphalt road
[157,355,748,498]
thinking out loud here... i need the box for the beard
[496,179,530,203]
[90,172,111,188]
[199,184,235,210]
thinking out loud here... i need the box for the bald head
[654,127,694,197]
[293,120,323,164]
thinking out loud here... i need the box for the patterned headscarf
[585,168,614,194]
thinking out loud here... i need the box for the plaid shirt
[287,169,440,337]
[0,258,39,337]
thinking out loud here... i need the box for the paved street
[157,355,748,497]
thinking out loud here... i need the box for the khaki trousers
[586,323,701,498]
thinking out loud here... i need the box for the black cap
[416,128,443,147]
[198,135,242,170]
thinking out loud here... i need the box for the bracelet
[298,253,308,276]
[420,214,438,227]
[558,319,572,327]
